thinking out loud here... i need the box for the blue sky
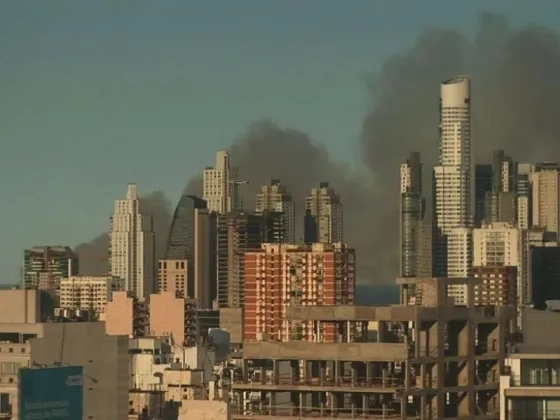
[1,0,559,282]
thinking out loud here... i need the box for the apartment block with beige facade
[530,162,560,238]
[243,242,355,342]
[59,275,124,315]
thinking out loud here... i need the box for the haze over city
[2,1,560,283]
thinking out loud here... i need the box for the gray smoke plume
[77,13,560,283]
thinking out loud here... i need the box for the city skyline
[3,3,560,283]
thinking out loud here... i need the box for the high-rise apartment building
[399,152,427,277]
[473,222,520,267]
[59,276,124,314]
[203,151,241,214]
[304,182,343,244]
[434,76,473,233]
[158,195,215,307]
[530,162,560,239]
[23,246,79,300]
[433,76,473,303]
[216,212,266,309]
[109,183,155,299]
[255,179,296,244]
[473,222,521,306]
[244,243,355,342]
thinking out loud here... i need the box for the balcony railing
[510,375,560,387]
[233,374,405,388]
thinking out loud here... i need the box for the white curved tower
[434,76,473,300]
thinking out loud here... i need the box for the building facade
[304,182,343,244]
[243,243,355,342]
[203,150,241,214]
[530,162,560,239]
[216,212,265,309]
[400,152,427,277]
[159,195,215,307]
[59,275,124,315]
[23,246,78,300]
[255,179,296,244]
[109,183,155,299]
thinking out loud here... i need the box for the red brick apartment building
[244,243,355,342]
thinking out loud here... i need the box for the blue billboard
[19,365,83,420]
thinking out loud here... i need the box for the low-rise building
[59,275,124,315]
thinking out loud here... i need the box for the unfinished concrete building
[230,277,517,419]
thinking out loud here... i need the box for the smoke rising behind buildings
[76,14,560,283]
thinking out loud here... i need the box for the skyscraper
[255,179,296,244]
[433,76,473,302]
[203,151,242,214]
[399,152,426,277]
[304,182,343,244]
[109,183,155,299]
[158,195,215,307]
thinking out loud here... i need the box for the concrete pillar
[299,392,304,415]
[260,365,266,384]
[301,360,308,384]
[272,360,279,385]
[330,392,337,417]
[362,394,368,416]
[351,362,358,386]
[316,320,321,342]
[269,391,276,415]
[347,321,351,343]
[334,360,341,385]
[382,367,389,388]
[290,360,298,384]
[365,362,371,385]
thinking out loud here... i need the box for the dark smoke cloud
[77,13,560,283]
[360,13,560,279]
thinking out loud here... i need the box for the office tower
[433,76,473,289]
[59,276,124,314]
[304,182,343,244]
[255,179,296,244]
[23,246,79,300]
[530,162,560,239]
[244,243,355,342]
[517,163,533,229]
[158,195,215,307]
[203,150,242,214]
[399,152,427,277]
[216,212,266,308]
[109,183,155,299]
